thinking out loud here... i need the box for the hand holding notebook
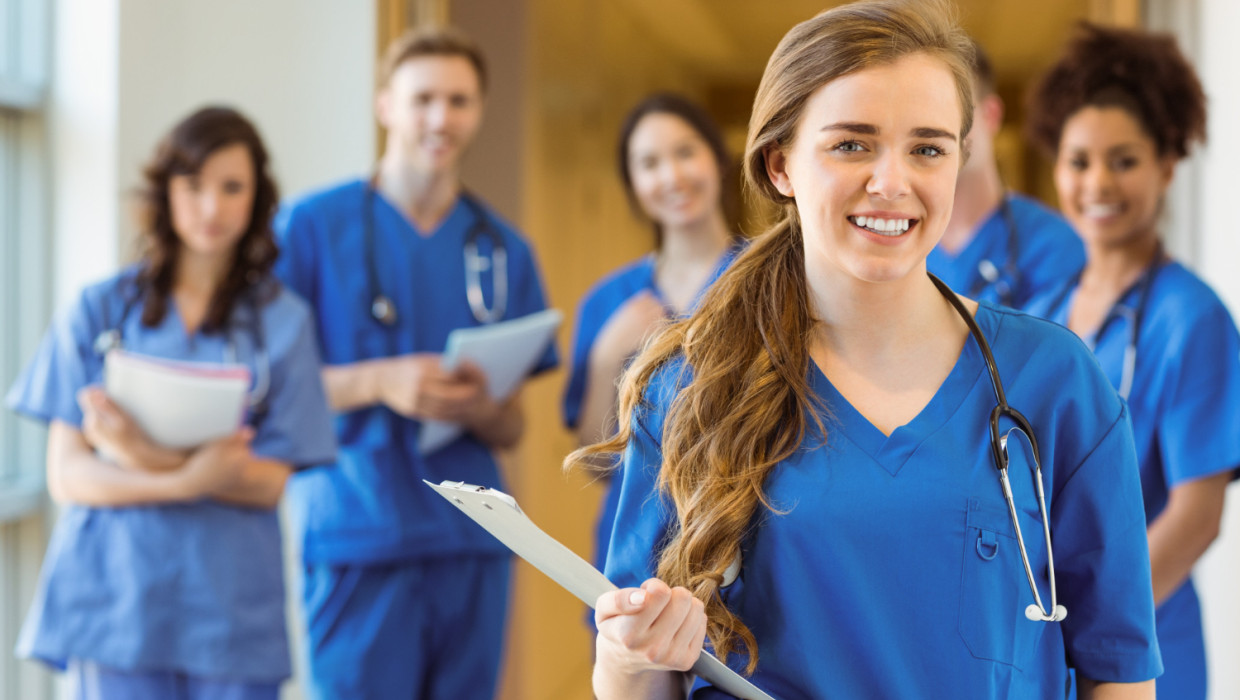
[103,349,251,450]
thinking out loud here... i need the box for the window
[1,0,53,697]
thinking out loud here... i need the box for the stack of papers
[104,350,251,450]
[418,309,562,454]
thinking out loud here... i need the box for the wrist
[366,357,391,407]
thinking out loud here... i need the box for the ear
[979,93,1004,135]
[375,89,392,130]
[1158,153,1178,189]
[764,145,795,198]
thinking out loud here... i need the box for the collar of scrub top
[969,194,1021,307]
[91,279,272,423]
[1044,245,1167,400]
[722,274,1067,623]
[932,272,1066,623]
[363,177,508,327]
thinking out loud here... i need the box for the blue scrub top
[1027,260,1240,698]
[275,179,558,565]
[927,193,1084,309]
[5,267,337,682]
[606,303,1162,698]
[562,242,743,571]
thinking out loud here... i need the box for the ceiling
[610,0,1094,88]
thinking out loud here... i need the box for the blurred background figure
[563,93,742,580]
[275,26,557,700]
[927,39,1083,308]
[1025,23,1238,700]
[5,106,336,700]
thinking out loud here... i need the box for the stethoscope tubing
[932,273,1065,623]
[970,194,1022,307]
[363,181,508,327]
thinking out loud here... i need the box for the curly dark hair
[135,106,280,333]
[616,93,737,249]
[1026,22,1206,160]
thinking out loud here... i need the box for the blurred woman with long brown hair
[6,106,335,699]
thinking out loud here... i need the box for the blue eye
[834,141,864,153]
[913,145,946,158]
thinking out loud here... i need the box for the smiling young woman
[569,2,1160,699]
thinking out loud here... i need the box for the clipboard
[418,309,562,455]
[426,480,778,700]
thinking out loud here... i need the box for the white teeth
[1083,203,1121,218]
[851,216,911,235]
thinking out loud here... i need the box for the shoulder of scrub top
[1007,194,1085,273]
[4,266,143,426]
[1145,260,1238,347]
[973,301,1128,486]
[561,255,657,428]
[273,177,369,241]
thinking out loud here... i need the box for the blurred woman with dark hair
[563,93,742,575]
[6,106,335,699]
[1026,24,1238,699]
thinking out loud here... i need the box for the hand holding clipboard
[426,480,778,700]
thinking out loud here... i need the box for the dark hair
[1026,22,1206,159]
[135,106,280,332]
[616,93,734,248]
[378,25,487,93]
[969,38,996,97]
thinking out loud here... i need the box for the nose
[866,150,911,201]
[199,188,221,219]
[424,99,449,129]
[1081,162,1115,196]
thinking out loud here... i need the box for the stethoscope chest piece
[371,295,397,326]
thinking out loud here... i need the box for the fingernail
[629,590,646,606]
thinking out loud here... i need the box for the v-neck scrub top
[606,303,1162,698]
[275,179,558,565]
[927,194,1084,309]
[1027,260,1240,699]
[5,268,337,682]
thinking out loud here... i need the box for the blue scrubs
[5,268,337,693]
[563,243,743,572]
[275,179,558,699]
[1027,260,1240,699]
[927,193,1084,309]
[606,303,1162,698]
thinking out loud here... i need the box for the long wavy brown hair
[134,106,280,332]
[568,0,975,673]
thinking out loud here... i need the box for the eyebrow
[819,122,958,141]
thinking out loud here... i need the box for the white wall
[48,2,376,698]
[53,0,376,308]
[1193,1,1240,697]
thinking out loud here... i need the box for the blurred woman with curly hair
[1026,23,1238,700]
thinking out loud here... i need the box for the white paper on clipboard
[425,480,778,700]
[418,309,562,455]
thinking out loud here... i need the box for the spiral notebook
[104,349,250,450]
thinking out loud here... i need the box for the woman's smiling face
[765,52,964,286]
[1054,105,1175,251]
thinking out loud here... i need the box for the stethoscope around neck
[931,273,1066,623]
[92,286,272,424]
[1044,251,1164,401]
[970,195,1022,307]
[720,274,1067,623]
[363,181,508,327]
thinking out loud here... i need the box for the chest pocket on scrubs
[957,498,1046,669]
